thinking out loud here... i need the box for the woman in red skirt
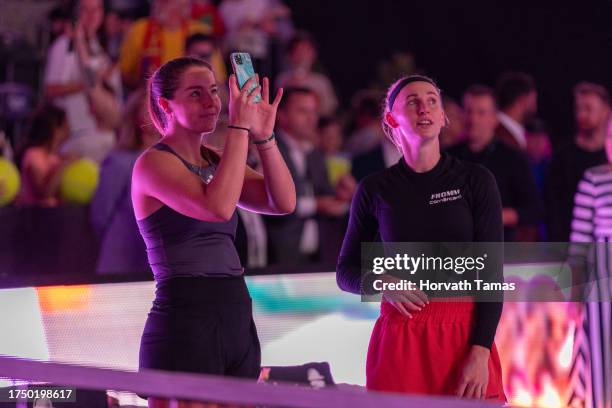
[337,75,506,401]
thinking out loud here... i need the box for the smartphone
[230,52,262,103]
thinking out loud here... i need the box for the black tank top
[136,143,243,282]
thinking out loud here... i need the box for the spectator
[90,89,159,274]
[191,0,226,38]
[265,87,346,265]
[317,117,356,262]
[319,117,347,157]
[318,117,354,192]
[448,85,543,241]
[567,115,612,408]
[103,9,131,63]
[439,95,465,149]
[44,0,122,164]
[185,32,227,83]
[119,0,213,89]
[219,0,293,77]
[545,82,610,242]
[495,71,538,150]
[525,118,552,193]
[47,4,72,45]
[344,90,385,156]
[349,91,401,181]
[275,31,338,116]
[16,105,72,207]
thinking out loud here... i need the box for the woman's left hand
[456,345,490,399]
[248,76,283,142]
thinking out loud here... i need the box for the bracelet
[252,132,276,145]
[256,140,277,152]
[228,124,250,133]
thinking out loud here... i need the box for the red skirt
[366,298,506,402]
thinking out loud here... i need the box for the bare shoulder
[133,148,156,186]
[134,147,169,171]
[133,146,195,195]
[133,147,182,178]
[131,147,185,219]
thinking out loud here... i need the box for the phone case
[230,52,262,103]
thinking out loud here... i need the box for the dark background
[285,0,612,146]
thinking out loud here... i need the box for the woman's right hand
[228,74,262,130]
[380,274,429,317]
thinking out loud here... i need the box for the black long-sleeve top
[447,141,544,242]
[336,153,504,349]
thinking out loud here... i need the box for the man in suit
[266,87,348,265]
[448,84,543,241]
[495,71,538,150]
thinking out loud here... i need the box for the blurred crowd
[0,0,611,275]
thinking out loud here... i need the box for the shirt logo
[429,189,462,205]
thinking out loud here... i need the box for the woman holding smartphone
[336,75,506,401]
[132,56,295,407]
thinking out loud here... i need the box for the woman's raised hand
[228,74,283,141]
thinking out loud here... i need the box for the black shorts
[139,276,261,382]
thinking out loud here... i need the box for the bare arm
[133,128,250,222]
[238,77,296,215]
[239,144,296,214]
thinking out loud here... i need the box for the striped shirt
[572,164,612,242]
[569,163,612,408]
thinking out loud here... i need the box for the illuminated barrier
[0,355,503,407]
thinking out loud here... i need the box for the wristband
[228,125,250,133]
[256,140,277,152]
[252,132,276,145]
